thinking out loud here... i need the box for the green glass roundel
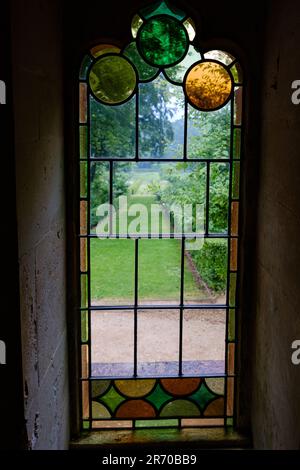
[137,16,188,67]
[89,54,137,104]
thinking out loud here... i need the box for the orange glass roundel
[185,61,232,111]
[89,54,137,105]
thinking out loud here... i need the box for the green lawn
[91,172,208,303]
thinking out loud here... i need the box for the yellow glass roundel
[185,61,232,111]
[89,54,137,105]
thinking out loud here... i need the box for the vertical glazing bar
[109,160,113,235]
[136,89,139,160]
[205,162,210,236]
[179,236,185,376]
[224,96,234,423]
[183,99,188,160]
[134,238,139,376]
[86,87,92,429]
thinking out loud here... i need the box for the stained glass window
[78,0,243,431]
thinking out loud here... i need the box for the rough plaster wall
[11,0,69,449]
[252,0,300,449]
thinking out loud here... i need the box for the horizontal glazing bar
[79,233,237,239]
[80,157,238,163]
[81,304,229,311]
[80,374,235,381]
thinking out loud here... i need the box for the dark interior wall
[251,0,300,449]
[11,0,69,449]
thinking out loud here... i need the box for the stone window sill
[70,428,251,449]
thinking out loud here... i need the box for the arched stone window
[78,0,243,431]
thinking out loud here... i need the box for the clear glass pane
[138,239,181,305]
[91,239,135,306]
[182,309,226,375]
[185,239,228,305]
[90,95,136,158]
[137,309,180,376]
[90,162,109,231]
[209,163,230,233]
[164,45,201,84]
[187,102,231,159]
[204,50,235,66]
[91,310,134,377]
[113,162,206,237]
[139,74,185,159]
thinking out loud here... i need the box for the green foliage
[190,239,228,292]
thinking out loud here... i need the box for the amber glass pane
[230,238,238,271]
[226,377,234,415]
[233,128,241,159]
[234,87,243,125]
[204,50,234,66]
[161,378,200,396]
[79,83,87,123]
[183,17,196,40]
[228,343,235,375]
[81,310,88,343]
[131,14,143,39]
[80,273,88,308]
[80,161,87,198]
[90,43,121,58]
[232,161,240,199]
[81,344,89,379]
[116,400,156,419]
[231,202,239,236]
[79,126,87,158]
[138,16,188,67]
[203,397,224,416]
[82,381,89,418]
[228,309,235,341]
[80,237,87,272]
[229,273,237,307]
[80,200,87,235]
[185,61,232,111]
[89,55,136,105]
